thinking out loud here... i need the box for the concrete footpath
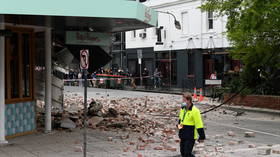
[0,129,180,157]
[1,125,280,157]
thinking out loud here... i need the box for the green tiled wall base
[5,101,36,136]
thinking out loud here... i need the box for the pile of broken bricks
[36,94,184,154]
[35,94,280,156]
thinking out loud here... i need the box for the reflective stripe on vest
[179,105,204,139]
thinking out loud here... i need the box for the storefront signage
[66,31,111,46]
[205,79,222,85]
[137,3,157,26]
[144,7,151,24]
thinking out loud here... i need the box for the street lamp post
[156,11,181,30]
[156,11,181,90]
[169,44,172,90]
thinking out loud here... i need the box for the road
[64,86,280,156]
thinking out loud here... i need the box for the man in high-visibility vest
[178,93,206,157]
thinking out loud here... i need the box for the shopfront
[0,0,157,142]
[155,51,177,87]
[4,27,35,138]
[203,50,243,81]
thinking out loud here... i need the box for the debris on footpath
[257,146,271,155]
[35,93,277,156]
[245,131,256,138]
[60,118,76,129]
[37,94,183,137]
[227,131,236,137]
[248,144,257,148]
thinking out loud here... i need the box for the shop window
[10,33,20,98]
[22,34,31,97]
[155,52,177,85]
[5,27,34,103]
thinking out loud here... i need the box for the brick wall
[224,94,280,110]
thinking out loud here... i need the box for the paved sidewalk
[0,129,180,157]
[2,127,280,157]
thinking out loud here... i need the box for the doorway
[5,27,34,103]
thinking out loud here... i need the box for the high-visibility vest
[179,105,204,139]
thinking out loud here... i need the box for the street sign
[137,49,143,59]
[80,49,89,70]
[205,79,222,85]
[80,49,89,157]
[138,58,142,64]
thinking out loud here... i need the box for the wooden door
[204,59,214,79]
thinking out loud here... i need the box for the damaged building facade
[0,0,157,143]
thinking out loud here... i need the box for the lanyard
[180,108,188,124]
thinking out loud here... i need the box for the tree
[201,0,280,95]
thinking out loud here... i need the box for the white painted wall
[125,0,230,51]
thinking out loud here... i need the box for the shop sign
[66,31,111,46]
[205,79,222,85]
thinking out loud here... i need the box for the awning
[202,52,229,55]
[0,0,158,32]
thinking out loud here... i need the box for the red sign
[144,7,151,23]
[80,49,89,70]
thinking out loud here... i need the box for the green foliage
[201,0,280,95]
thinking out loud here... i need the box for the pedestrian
[178,93,206,157]
[210,71,217,79]
[142,67,149,89]
[153,68,161,88]
[78,72,82,87]
[91,72,97,87]
[131,78,136,89]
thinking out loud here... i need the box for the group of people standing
[66,66,165,89]
[141,67,162,89]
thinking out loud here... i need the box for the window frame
[207,11,214,30]
[5,26,35,104]
[181,11,189,35]
[132,30,136,38]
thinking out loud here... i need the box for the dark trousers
[180,139,195,157]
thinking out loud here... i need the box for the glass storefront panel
[5,27,34,103]
[10,33,19,98]
[22,33,31,97]
[155,51,177,86]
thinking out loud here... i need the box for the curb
[126,88,280,116]
[222,105,280,116]
[124,88,183,95]
[198,98,280,116]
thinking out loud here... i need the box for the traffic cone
[198,88,204,102]
[193,87,197,100]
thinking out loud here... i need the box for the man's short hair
[182,92,192,101]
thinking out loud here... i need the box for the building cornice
[147,0,199,9]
